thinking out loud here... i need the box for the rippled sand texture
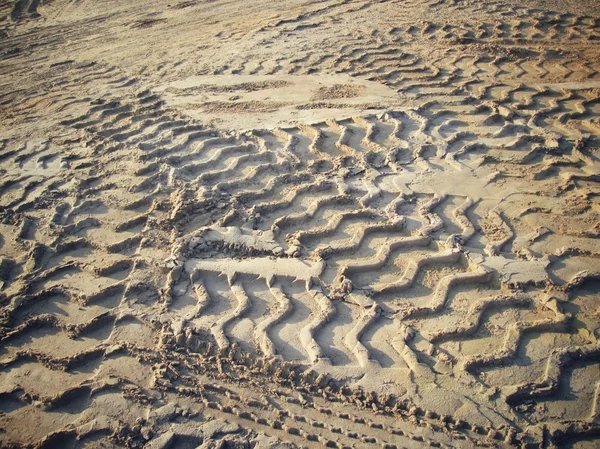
[1,1,600,448]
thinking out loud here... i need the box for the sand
[1,0,600,448]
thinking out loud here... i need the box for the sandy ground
[1,0,600,448]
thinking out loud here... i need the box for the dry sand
[1,0,600,448]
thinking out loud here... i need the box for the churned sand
[1,0,600,448]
